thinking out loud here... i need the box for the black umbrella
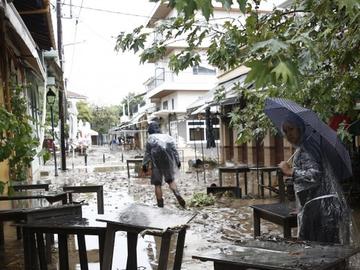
[264,97,352,180]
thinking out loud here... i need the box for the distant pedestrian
[142,122,185,208]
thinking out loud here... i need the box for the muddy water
[2,146,360,269]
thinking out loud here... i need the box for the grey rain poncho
[285,116,350,244]
[142,123,180,185]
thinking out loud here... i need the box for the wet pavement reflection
[1,146,360,269]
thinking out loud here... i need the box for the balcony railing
[145,67,216,92]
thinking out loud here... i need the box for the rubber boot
[157,198,164,208]
[173,191,186,208]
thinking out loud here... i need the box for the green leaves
[251,39,289,55]
[0,83,39,183]
[237,0,247,13]
[336,0,360,15]
[188,192,215,207]
[169,51,201,73]
[271,60,296,84]
[116,0,360,143]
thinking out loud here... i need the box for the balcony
[145,67,217,100]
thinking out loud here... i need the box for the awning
[188,72,249,115]
[88,129,98,136]
[3,2,45,78]
[129,111,146,125]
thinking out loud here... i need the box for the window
[187,120,205,142]
[187,118,220,143]
[171,98,175,110]
[162,100,168,110]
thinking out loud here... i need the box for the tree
[90,105,121,134]
[116,0,360,142]
[121,92,144,117]
[76,101,92,123]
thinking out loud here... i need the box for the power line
[61,3,153,18]
[68,0,83,81]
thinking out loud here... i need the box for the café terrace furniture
[62,185,104,214]
[207,165,250,198]
[249,166,286,201]
[0,190,70,205]
[250,203,297,239]
[12,183,50,192]
[98,203,197,270]
[0,190,72,242]
[126,158,143,178]
[192,239,360,270]
[0,204,82,245]
[21,214,106,270]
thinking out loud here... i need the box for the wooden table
[126,158,143,178]
[193,240,360,270]
[216,166,250,198]
[250,166,285,201]
[98,203,196,270]
[21,214,106,270]
[250,203,297,239]
[0,204,82,245]
[62,185,104,214]
[12,183,50,192]
[0,191,70,205]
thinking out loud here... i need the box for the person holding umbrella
[265,98,351,244]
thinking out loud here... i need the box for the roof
[146,3,172,27]
[13,0,55,50]
[67,91,88,100]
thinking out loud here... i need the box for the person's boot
[157,198,164,208]
[173,191,186,208]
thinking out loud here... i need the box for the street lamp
[46,89,58,176]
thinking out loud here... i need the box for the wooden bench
[193,240,360,270]
[250,203,297,239]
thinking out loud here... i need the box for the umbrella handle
[287,148,299,163]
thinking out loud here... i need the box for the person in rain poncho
[142,122,186,208]
[279,115,350,244]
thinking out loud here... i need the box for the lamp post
[47,89,58,176]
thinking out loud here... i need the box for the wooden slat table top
[97,203,196,232]
[193,240,360,270]
[20,215,106,230]
[249,166,280,172]
[218,165,250,172]
[126,158,143,162]
[250,203,296,219]
[0,191,68,201]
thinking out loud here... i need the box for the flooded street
[1,145,360,269]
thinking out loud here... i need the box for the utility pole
[56,0,67,171]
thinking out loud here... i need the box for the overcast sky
[61,0,157,105]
